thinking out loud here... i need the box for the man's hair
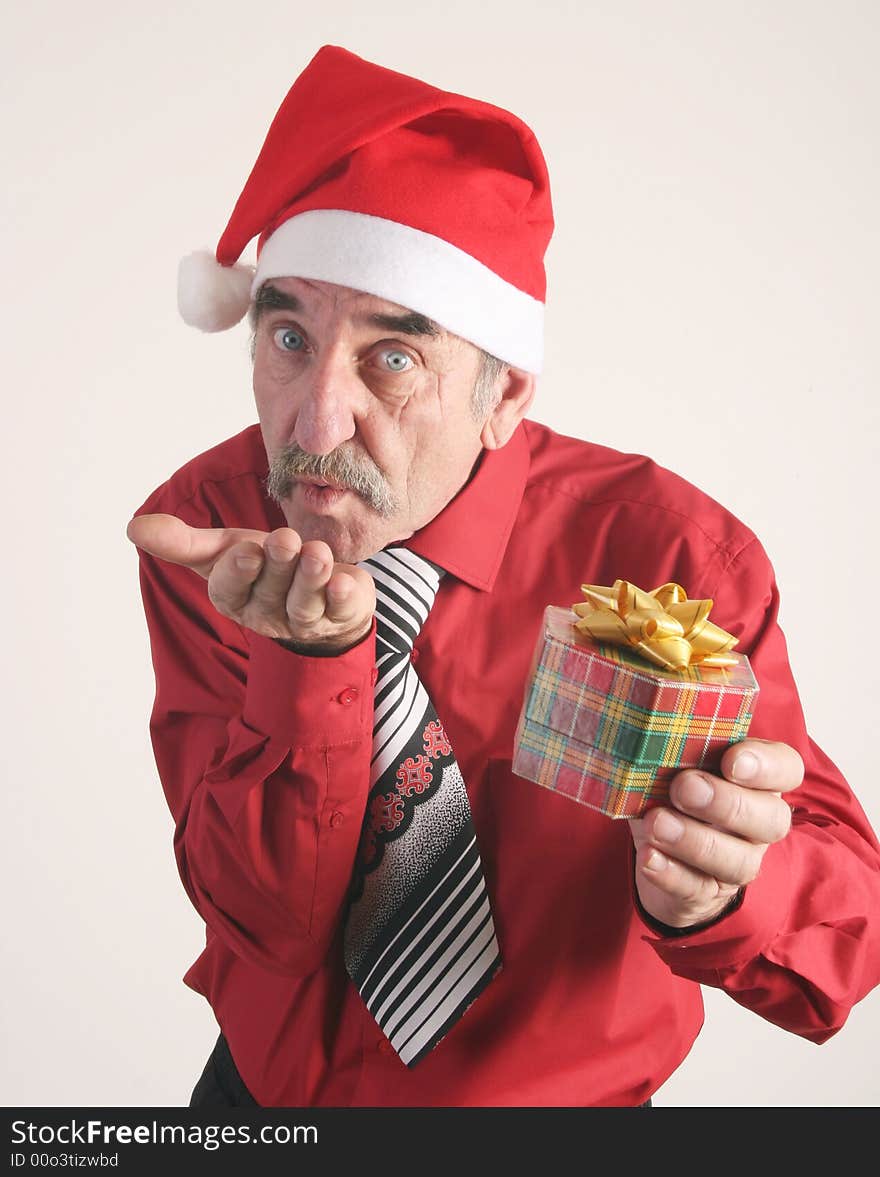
[248,292,506,421]
[471,350,506,421]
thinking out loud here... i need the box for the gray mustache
[265,444,397,518]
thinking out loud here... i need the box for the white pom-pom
[177,250,255,332]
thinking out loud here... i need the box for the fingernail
[654,811,685,843]
[301,554,324,575]
[645,849,668,872]
[680,773,713,808]
[732,751,758,782]
[267,544,296,563]
[235,555,262,573]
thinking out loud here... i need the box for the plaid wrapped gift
[512,606,759,818]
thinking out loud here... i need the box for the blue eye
[273,327,304,352]
[381,349,413,372]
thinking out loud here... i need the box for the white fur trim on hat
[178,250,255,332]
[252,210,545,373]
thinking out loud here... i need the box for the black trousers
[189,1032,653,1108]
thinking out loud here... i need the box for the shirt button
[337,687,359,705]
[410,648,420,665]
[329,811,344,829]
[370,666,379,686]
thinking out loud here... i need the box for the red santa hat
[177,45,554,374]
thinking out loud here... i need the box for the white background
[2,0,878,1107]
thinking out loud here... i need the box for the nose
[293,344,359,455]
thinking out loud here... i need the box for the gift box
[512,593,759,818]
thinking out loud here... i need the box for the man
[127,45,880,1107]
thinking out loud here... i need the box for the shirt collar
[403,422,530,592]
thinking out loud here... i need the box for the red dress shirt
[131,418,880,1107]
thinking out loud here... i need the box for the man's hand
[629,738,803,930]
[126,513,376,654]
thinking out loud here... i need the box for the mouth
[295,476,349,492]
[290,477,352,511]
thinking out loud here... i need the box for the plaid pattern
[512,607,758,818]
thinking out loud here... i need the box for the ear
[480,366,536,450]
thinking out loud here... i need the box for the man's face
[252,276,492,563]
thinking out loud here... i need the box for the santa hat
[177,45,554,374]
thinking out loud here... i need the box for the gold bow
[571,580,739,671]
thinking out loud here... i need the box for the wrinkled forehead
[253,275,446,341]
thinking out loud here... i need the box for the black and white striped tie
[343,546,502,1067]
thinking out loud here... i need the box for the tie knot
[360,547,443,654]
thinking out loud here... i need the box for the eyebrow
[252,283,442,338]
[367,310,440,338]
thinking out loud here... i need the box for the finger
[323,566,376,628]
[669,769,793,844]
[720,738,805,794]
[285,540,335,628]
[247,528,302,613]
[634,841,740,920]
[126,513,268,578]
[631,806,766,887]
[207,540,266,616]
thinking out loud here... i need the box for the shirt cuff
[243,619,377,747]
[633,836,791,973]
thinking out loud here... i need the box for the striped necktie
[343,546,502,1067]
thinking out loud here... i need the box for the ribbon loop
[572,579,739,671]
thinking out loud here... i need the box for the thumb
[126,513,269,578]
